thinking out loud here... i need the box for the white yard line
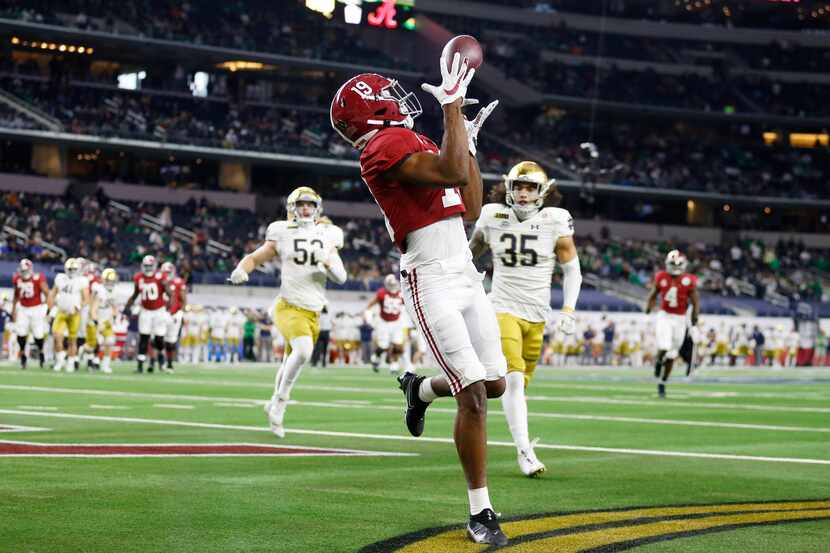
[89,404,130,410]
[2,385,829,433]
[15,405,58,411]
[0,409,828,466]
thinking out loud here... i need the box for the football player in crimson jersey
[331,51,508,545]
[11,258,51,369]
[365,274,406,374]
[123,255,172,373]
[645,250,700,398]
[161,262,187,372]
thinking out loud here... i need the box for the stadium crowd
[2,189,826,304]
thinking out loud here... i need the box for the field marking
[0,424,49,433]
[0,439,417,458]
[4,383,830,415]
[15,405,58,411]
[1,409,829,466]
[3,385,829,434]
[213,402,257,408]
[89,404,130,410]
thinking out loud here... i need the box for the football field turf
[1,362,829,552]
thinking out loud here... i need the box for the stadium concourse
[1,0,830,551]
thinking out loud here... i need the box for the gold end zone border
[359,499,830,553]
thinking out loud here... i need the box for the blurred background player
[230,186,347,438]
[470,160,582,477]
[225,306,246,364]
[365,273,406,375]
[209,306,229,363]
[180,305,195,363]
[162,262,187,372]
[311,305,332,368]
[80,260,102,370]
[645,250,700,398]
[92,268,120,373]
[49,258,89,372]
[123,255,171,373]
[332,53,509,543]
[11,258,50,369]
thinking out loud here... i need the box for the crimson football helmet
[330,73,422,149]
[18,258,33,279]
[142,255,158,276]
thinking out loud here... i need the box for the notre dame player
[469,161,582,477]
[229,187,347,437]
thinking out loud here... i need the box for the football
[443,34,483,72]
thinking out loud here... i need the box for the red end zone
[0,441,413,458]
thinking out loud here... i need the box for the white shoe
[101,367,112,374]
[518,440,546,478]
[263,399,286,439]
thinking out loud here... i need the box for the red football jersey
[86,273,102,292]
[167,277,186,314]
[376,287,404,322]
[12,272,46,307]
[133,272,167,310]
[360,127,466,251]
[653,271,697,315]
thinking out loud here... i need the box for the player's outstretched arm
[468,228,489,260]
[462,152,483,220]
[10,286,18,322]
[690,287,700,325]
[47,284,57,313]
[123,282,140,315]
[555,235,582,334]
[645,284,659,314]
[230,241,278,285]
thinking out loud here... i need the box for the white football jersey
[266,219,345,313]
[226,312,246,336]
[94,283,117,323]
[54,273,89,314]
[209,311,229,333]
[475,204,574,322]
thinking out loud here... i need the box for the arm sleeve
[560,256,582,311]
[322,250,347,285]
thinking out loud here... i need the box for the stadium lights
[723,204,732,213]
[764,207,772,215]
[306,0,336,18]
[11,38,94,55]
[343,0,362,24]
[216,61,273,72]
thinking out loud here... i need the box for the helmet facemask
[19,259,33,279]
[369,80,421,129]
[384,274,400,293]
[665,250,688,276]
[504,161,553,220]
[142,256,157,276]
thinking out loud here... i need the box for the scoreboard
[306,0,417,30]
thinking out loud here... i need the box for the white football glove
[421,51,475,106]
[229,267,249,285]
[463,99,499,156]
[555,310,576,335]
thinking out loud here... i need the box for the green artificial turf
[1,362,828,552]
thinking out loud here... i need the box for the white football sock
[418,377,438,403]
[501,371,531,452]
[102,356,111,373]
[468,487,492,516]
[276,336,313,401]
[54,351,67,370]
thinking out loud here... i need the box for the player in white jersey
[225,306,246,364]
[469,161,582,477]
[90,268,119,373]
[209,307,230,363]
[48,258,90,372]
[229,186,347,437]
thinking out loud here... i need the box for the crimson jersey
[360,127,466,251]
[12,272,46,307]
[376,287,404,322]
[86,273,102,292]
[133,272,167,310]
[653,271,698,315]
[167,276,186,314]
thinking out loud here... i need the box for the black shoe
[397,372,429,437]
[467,509,508,546]
[20,355,27,370]
[658,383,666,398]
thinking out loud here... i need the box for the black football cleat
[467,508,508,546]
[397,372,430,437]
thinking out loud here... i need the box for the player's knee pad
[139,334,150,353]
